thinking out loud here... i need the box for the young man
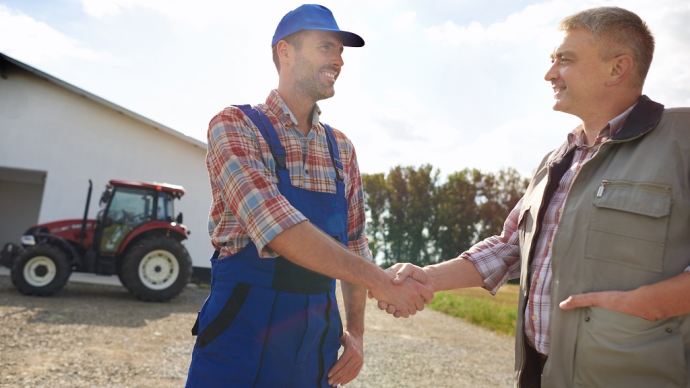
[382,7,690,388]
[186,5,432,388]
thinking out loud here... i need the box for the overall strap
[322,123,345,197]
[235,104,291,185]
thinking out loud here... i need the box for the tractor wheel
[119,237,192,302]
[11,244,72,296]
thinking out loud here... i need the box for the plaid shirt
[206,90,372,262]
[462,105,635,356]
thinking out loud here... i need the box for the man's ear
[606,54,633,87]
[277,40,292,70]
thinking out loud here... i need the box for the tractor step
[96,257,117,275]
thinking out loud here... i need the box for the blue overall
[186,105,347,388]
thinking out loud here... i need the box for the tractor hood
[25,219,98,245]
[26,219,97,236]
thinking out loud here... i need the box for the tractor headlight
[20,235,36,246]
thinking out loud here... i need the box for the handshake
[366,263,436,318]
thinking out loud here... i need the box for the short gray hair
[559,7,654,89]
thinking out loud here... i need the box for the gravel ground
[0,274,514,388]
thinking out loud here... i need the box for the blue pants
[186,252,343,387]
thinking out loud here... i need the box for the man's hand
[327,330,363,387]
[560,291,625,312]
[367,268,434,318]
[368,263,434,318]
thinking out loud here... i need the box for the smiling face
[544,28,612,120]
[289,30,344,102]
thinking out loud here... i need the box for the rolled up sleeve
[207,108,306,257]
[341,134,373,262]
[461,198,523,294]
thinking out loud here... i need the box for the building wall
[0,64,213,269]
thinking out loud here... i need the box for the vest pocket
[573,307,686,388]
[585,180,672,273]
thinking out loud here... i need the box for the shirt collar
[567,102,637,149]
[265,90,321,128]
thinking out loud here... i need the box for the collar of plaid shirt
[566,102,637,150]
[267,90,322,129]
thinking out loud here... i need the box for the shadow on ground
[0,274,209,328]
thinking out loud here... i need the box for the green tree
[432,168,482,261]
[384,165,437,266]
[361,173,389,263]
[362,165,528,267]
[476,168,529,241]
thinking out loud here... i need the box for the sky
[2,0,689,180]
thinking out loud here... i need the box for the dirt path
[0,275,514,387]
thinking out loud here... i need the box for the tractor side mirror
[100,190,111,206]
[176,212,183,224]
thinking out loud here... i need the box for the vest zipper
[596,179,672,197]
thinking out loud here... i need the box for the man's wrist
[364,265,390,295]
[344,326,364,338]
[423,265,439,293]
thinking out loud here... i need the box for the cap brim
[313,28,364,47]
[338,30,365,47]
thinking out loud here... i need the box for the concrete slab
[0,266,122,286]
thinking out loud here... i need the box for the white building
[0,53,212,282]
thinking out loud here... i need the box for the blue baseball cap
[272,4,365,47]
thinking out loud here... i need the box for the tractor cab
[95,180,186,257]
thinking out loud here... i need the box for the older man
[185,5,432,388]
[385,7,690,388]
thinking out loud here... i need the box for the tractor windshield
[100,187,154,254]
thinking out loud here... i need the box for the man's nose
[332,52,344,68]
[544,62,558,82]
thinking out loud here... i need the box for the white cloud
[394,11,416,31]
[0,5,101,64]
[424,1,569,46]
[80,0,123,18]
[79,0,298,29]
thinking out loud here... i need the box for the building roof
[0,52,206,150]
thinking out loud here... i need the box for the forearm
[341,280,366,336]
[267,221,386,290]
[624,272,690,321]
[424,258,485,292]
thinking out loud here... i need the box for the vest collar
[548,95,664,169]
[611,95,665,141]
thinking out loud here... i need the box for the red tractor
[0,179,192,302]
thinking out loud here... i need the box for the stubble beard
[292,56,335,103]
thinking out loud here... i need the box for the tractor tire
[119,237,192,302]
[11,244,72,296]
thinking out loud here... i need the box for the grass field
[428,284,520,336]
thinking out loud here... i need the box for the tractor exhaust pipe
[79,179,93,246]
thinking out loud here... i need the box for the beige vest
[515,96,690,387]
